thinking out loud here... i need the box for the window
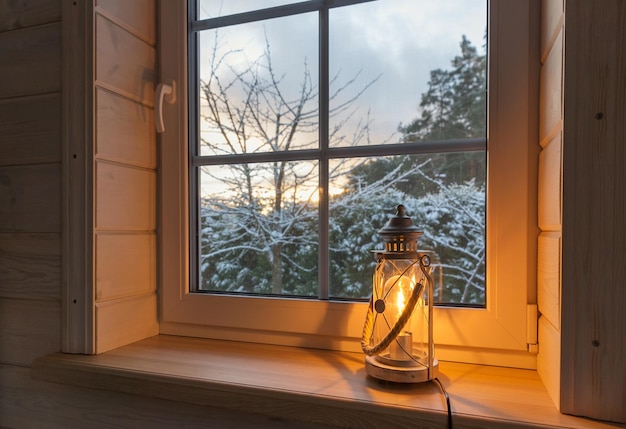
[189,0,487,305]
[160,0,539,368]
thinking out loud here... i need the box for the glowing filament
[396,288,406,317]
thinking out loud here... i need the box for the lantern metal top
[377,205,423,254]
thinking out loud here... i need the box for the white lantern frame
[361,205,438,383]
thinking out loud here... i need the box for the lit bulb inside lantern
[396,287,405,317]
[384,274,416,318]
[385,274,416,361]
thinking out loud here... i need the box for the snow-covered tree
[330,35,487,304]
[198,33,487,304]
[198,33,375,294]
[329,160,485,304]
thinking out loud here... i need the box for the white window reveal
[159,0,538,368]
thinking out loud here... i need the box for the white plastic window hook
[155,79,176,133]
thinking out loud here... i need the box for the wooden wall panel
[96,88,156,168]
[96,0,156,45]
[537,232,560,330]
[0,164,61,233]
[95,14,156,105]
[541,0,564,60]
[538,134,562,230]
[0,0,63,368]
[0,233,61,300]
[95,233,156,302]
[561,0,626,422]
[0,94,62,166]
[95,161,155,231]
[537,0,564,412]
[90,0,158,354]
[95,294,158,353]
[537,316,561,412]
[0,0,60,32]
[539,30,563,145]
[0,298,60,365]
[0,22,61,98]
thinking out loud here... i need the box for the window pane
[328,0,487,148]
[192,0,488,306]
[328,153,486,305]
[198,162,319,296]
[198,0,297,20]
[197,13,318,156]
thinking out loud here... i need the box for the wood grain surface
[33,335,624,429]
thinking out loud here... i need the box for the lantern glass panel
[372,256,431,367]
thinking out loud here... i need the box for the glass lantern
[361,204,438,383]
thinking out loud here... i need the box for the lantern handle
[361,255,432,356]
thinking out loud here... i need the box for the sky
[195,0,487,196]
[198,0,486,143]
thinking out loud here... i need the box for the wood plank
[537,232,560,330]
[0,93,61,166]
[0,22,61,98]
[0,164,61,233]
[538,133,562,230]
[96,0,156,45]
[95,233,156,302]
[0,298,60,365]
[95,294,158,353]
[562,0,626,423]
[541,0,563,61]
[32,335,621,429]
[95,161,156,231]
[95,14,156,106]
[539,29,563,143]
[0,233,61,300]
[537,316,561,411]
[61,0,95,355]
[0,0,60,32]
[0,364,331,429]
[96,88,156,169]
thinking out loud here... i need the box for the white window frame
[159,0,539,368]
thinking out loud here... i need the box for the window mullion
[189,138,486,167]
[190,0,376,32]
[191,1,324,31]
[318,4,330,300]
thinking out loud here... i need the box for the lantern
[361,204,438,383]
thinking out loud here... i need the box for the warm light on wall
[361,205,438,383]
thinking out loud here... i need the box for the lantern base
[365,355,439,383]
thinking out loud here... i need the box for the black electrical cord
[432,377,453,429]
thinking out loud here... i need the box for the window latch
[155,79,176,133]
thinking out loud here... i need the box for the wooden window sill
[32,335,616,429]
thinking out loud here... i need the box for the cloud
[198,0,487,144]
